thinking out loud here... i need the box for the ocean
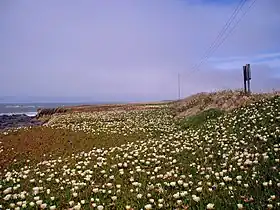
[0,103,85,116]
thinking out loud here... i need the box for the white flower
[32,187,39,192]
[92,188,99,193]
[16,201,23,206]
[223,176,232,182]
[178,180,183,185]
[145,204,153,209]
[69,201,75,206]
[40,203,47,209]
[237,204,243,209]
[73,204,81,210]
[183,183,188,188]
[3,187,12,194]
[34,196,40,201]
[192,195,200,202]
[206,203,215,209]
[137,194,143,199]
[97,205,104,210]
[170,182,176,187]
[173,192,180,199]
[3,194,11,201]
[177,200,182,205]
[267,204,273,209]
[36,200,43,205]
[106,183,113,188]
[196,187,203,192]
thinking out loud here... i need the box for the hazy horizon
[1,0,280,102]
[0,96,166,103]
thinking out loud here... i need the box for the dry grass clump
[172,89,280,118]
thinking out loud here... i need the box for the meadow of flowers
[0,96,280,209]
[45,107,175,137]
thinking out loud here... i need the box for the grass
[178,108,225,130]
[0,97,280,209]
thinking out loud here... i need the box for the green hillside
[0,96,280,209]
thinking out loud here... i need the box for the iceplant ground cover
[0,97,280,209]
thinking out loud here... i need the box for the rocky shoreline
[0,114,43,131]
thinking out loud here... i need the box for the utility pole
[178,73,181,100]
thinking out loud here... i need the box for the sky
[0,0,280,103]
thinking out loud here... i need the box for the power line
[209,0,257,58]
[190,0,246,71]
[187,0,257,76]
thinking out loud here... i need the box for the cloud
[210,52,280,70]
[0,0,280,102]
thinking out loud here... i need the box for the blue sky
[0,0,280,102]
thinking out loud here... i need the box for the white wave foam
[23,105,36,108]
[5,105,36,108]
[0,112,37,116]
[5,105,20,108]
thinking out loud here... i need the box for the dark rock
[0,114,43,131]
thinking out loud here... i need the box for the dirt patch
[0,126,146,172]
[0,127,89,171]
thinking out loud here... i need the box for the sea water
[0,103,83,116]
